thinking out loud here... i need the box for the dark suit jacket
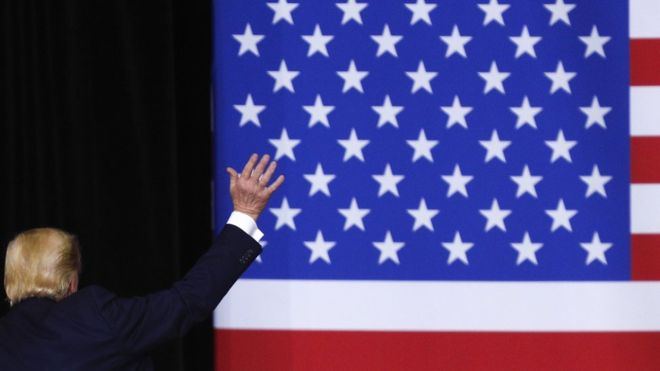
[0,224,261,371]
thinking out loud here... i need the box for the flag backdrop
[212,0,660,369]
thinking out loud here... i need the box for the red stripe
[632,234,660,280]
[631,39,660,86]
[215,329,660,371]
[631,137,660,183]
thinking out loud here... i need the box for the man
[0,154,283,370]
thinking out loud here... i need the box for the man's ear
[67,273,79,296]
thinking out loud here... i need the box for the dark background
[1,1,215,369]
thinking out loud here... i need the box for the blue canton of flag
[213,0,630,281]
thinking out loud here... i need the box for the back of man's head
[4,228,81,306]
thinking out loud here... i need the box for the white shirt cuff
[227,211,264,242]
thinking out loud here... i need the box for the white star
[511,165,542,198]
[336,0,368,25]
[372,164,405,197]
[255,241,267,263]
[511,232,543,265]
[233,24,265,56]
[510,96,542,129]
[407,198,439,232]
[440,25,472,58]
[304,163,336,197]
[338,129,369,162]
[478,61,510,94]
[303,95,335,128]
[479,198,512,232]
[442,164,473,198]
[406,129,438,162]
[269,197,302,230]
[337,60,369,93]
[441,95,473,129]
[479,130,511,163]
[545,199,578,232]
[234,94,266,127]
[371,24,403,57]
[580,232,612,265]
[405,61,438,94]
[405,0,437,25]
[580,165,612,198]
[269,128,301,161]
[304,231,336,264]
[579,96,611,129]
[267,0,299,25]
[442,231,474,265]
[544,61,576,94]
[371,95,404,128]
[544,0,576,26]
[338,198,370,231]
[373,231,405,264]
[579,26,610,58]
[545,130,577,163]
[510,26,541,58]
[267,60,300,93]
[478,0,510,26]
[302,24,334,57]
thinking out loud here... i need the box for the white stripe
[631,0,660,38]
[631,87,660,136]
[632,184,660,233]
[213,187,660,331]
[215,279,660,331]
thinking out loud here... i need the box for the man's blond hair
[4,228,81,306]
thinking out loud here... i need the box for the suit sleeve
[92,224,262,354]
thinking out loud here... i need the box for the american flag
[212,0,660,369]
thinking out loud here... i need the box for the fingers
[234,154,284,194]
[267,174,285,193]
[251,154,270,180]
[241,153,258,178]
[260,160,277,185]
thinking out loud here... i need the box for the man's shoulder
[54,286,123,332]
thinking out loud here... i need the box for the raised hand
[226,154,285,221]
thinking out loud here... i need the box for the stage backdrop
[212,0,660,369]
[1,1,214,370]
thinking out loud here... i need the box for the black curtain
[0,1,214,370]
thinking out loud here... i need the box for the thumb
[226,167,238,188]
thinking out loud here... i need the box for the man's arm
[94,154,284,354]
